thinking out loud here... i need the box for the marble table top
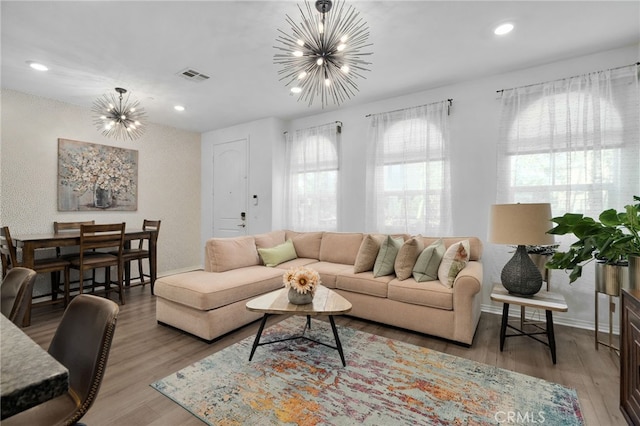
[1,314,69,419]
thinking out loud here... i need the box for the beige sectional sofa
[155,230,483,345]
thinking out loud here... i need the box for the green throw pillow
[373,236,403,277]
[412,239,445,282]
[257,239,297,267]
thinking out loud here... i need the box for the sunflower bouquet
[282,266,321,295]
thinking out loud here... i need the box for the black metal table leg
[329,316,346,367]
[500,303,509,351]
[546,310,557,364]
[249,314,270,361]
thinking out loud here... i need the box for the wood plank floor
[20,286,625,425]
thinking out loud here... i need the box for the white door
[213,139,248,237]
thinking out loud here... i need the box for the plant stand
[595,290,620,353]
[594,262,627,353]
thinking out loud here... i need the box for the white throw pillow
[437,240,470,288]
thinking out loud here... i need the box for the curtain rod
[496,62,640,94]
[283,120,342,135]
[365,99,453,118]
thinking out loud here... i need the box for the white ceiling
[2,1,639,134]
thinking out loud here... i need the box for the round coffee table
[246,285,352,366]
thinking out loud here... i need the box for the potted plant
[546,195,640,295]
[525,244,559,284]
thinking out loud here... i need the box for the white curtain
[496,63,639,217]
[365,101,452,235]
[495,63,640,288]
[284,123,340,231]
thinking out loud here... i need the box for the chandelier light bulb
[318,21,324,33]
[291,87,302,93]
[296,39,305,46]
[324,78,331,86]
[340,35,348,43]
[341,65,350,73]
[293,50,304,57]
[337,44,346,51]
[316,58,324,66]
[298,71,307,79]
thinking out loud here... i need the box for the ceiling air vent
[177,68,210,82]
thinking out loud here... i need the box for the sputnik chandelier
[274,0,372,108]
[92,87,147,141]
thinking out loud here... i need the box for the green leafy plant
[546,195,640,283]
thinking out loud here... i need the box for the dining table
[11,227,158,306]
[0,314,69,419]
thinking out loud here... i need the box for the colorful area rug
[151,318,583,425]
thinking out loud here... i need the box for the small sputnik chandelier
[92,87,147,141]
[274,0,372,108]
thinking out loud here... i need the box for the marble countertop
[1,314,69,419]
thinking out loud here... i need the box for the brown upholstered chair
[68,223,126,304]
[110,219,160,292]
[1,226,70,325]
[3,294,119,426]
[0,267,37,326]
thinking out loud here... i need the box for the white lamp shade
[489,203,554,246]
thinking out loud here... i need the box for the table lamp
[489,203,554,296]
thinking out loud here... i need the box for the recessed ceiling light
[27,61,48,71]
[494,23,514,36]
[174,105,185,111]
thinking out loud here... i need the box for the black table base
[499,302,558,364]
[249,314,347,367]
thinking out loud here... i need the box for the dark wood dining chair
[1,226,70,326]
[53,220,96,295]
[110,219,161,293]
[68,223,126,305]
[0,267,37,326]
[2,294,119,426]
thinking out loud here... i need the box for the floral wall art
[58,138,138,211]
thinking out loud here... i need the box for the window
[284,123,340,231]
[366,101,452,235]
[497,65,639,218]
